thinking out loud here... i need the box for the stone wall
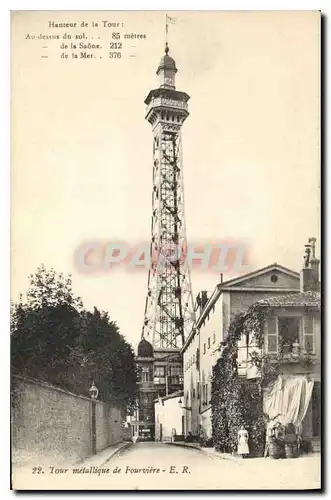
[11,375,123,466]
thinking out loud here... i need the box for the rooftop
[255,291,321,309]
[153,389,183,404]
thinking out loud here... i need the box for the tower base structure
[132,340,183,441]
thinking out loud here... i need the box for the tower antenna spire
[165,14,176,53]
[165,14,168,48]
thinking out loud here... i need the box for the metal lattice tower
[141,44,195,349]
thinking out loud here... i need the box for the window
[196,348,200,370]
[197,382,200,399]
[141,366,150,382]
[154,366,165,384]
[170,365,182,375]
[267,315,304,355]
[169,364,182,385]
[303,315,315,354]
[267,316,278,353]
[204,343,206,354]
[208,337,211,349]
[185,392,189,406]
[203,384,208,405]
[278,317,300,355]
[193,388,196,398]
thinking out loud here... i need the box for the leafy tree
[11,265,138,412]
[11,265,82,387]
[69,307,138,411]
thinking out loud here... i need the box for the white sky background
[11,11,320,348]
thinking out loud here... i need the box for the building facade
[133,340,183,440]
[257,290,321,448]
[242,243,321,449]
[181,263,301,438]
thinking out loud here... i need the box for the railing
[267,345,317,363]
[146,97,188,116]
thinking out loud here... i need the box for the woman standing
[237,425,250,458]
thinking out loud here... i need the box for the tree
[11,265,82,387]
[69,307,138,411]
[11,265,138,412]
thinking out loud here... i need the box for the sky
[11,11,320,348]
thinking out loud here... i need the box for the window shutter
[303,315,315,354]
[267,316,278,353]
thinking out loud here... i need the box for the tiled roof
[255,291,321,309]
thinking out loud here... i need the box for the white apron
[237,429,249,455]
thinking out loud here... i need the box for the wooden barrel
[285,443,298,458]
[269,439,284,459]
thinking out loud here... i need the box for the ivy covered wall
[211,313,265,456]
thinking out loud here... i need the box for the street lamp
[178,398,192,411]
[89,382,98,455]
[89,382,99,400]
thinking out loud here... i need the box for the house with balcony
[236,239,321,450]
[181,261,301,439]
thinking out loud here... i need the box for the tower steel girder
[142,86,195,349]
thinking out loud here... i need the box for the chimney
[300,237,320,292]
[309,237,320,285]
[310,258,320,286]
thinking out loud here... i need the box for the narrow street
[12,442,321,490]
[106,442,320,490]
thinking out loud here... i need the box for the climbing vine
[211,306,269,456]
